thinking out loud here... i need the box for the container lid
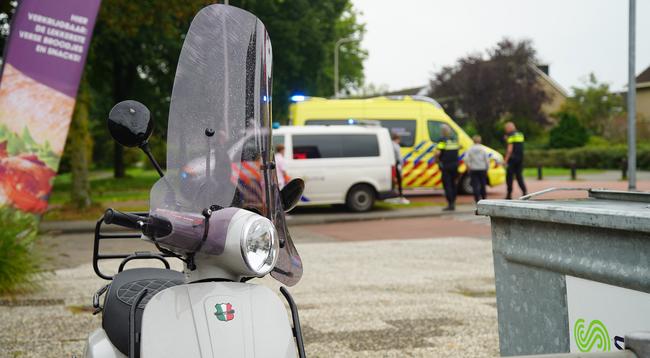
[476,189,650,233]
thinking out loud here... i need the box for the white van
[273,125,398,212]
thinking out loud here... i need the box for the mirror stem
[139,141,164,178]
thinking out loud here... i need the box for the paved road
[4,213,498,358]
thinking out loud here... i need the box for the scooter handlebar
[104,208,144,230]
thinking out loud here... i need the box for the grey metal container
[477,189,650,356]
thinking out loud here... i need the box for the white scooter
[84,4,306,357]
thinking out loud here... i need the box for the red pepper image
[0,142,56,214]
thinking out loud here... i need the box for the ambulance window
[292,134,379,159]
[428,121,457,142]
[378,120,416,147]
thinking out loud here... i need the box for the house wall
[539,78,566,123]
[636,85,650,120]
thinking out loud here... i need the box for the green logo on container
[574,318,611,352]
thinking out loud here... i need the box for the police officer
[504,121,527,199]
[435,124,460,211]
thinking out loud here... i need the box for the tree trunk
[111,59,136,178]
[113,142,125,178]
[69,76,93,209]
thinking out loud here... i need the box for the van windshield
[304,119,416,147]
[428,120,458,142]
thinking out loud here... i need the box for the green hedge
[526,145,650,170]
[0,207,40,294]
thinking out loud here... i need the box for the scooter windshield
[149,5,302,286]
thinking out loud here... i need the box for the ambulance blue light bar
[290,94,307,102]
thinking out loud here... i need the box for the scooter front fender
[140,282,297,358]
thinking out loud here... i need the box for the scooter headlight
[241,216,278,275]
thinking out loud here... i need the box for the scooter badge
[214,303,235,321]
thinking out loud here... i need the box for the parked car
[273,125,398,212]
[289,95,506,194]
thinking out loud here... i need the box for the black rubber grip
[104,208,143,230]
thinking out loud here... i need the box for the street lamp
[334,37,358,98]
[627,0,636,190]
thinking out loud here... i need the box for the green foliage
[0,207,40,295]
[586,135,609,147]
[85,0,214,176]
[429,38,548,146]
[462,122,478,137]
[49,168,158,205]
[558,73,624,135]
[549,113,589,149]
[231,0,367,122]
[62,0,367,172]
[527,144,650,170]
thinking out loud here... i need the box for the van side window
[293,134,379,159]
[304,119,416,147]
[378,120,416,147]
[428,120,457,142]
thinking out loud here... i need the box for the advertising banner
[0,0,101,215]
[566,275,650,352]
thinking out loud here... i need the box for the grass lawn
[523,167,604,178]
[45,168,158,221]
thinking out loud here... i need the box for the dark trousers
[441,165,458,206]
[395,163,404,196]
[506,160,527,196]
[470,170,487,202]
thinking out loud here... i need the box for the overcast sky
[351,0,650,94]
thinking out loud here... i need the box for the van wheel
[346,185,375,212]
[459,174,473,195]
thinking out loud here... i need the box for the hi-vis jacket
[436,137,460,168]
[506,131,525,162]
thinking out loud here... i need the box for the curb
[39,206,477,235]
[285,206,475,226]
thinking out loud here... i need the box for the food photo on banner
[0,0,101,224]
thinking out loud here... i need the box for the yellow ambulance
[289,95,506,193]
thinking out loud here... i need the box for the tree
[67,76,93,208]
[87,0,366,174]
[549,112,589,149]
[231,0,366,122]
[557,73,623,136]
[429,39,548,146]
[0,1,17,62]
[86,0,213,178]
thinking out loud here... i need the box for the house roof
[529,64,569,98]
[637,65,650,84]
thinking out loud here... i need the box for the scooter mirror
[107,100,153,148]
[280,178,304,212]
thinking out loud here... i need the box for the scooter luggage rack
[93,212,178,280]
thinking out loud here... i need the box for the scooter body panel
[84,328,126,358]
[140,282,297,358]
